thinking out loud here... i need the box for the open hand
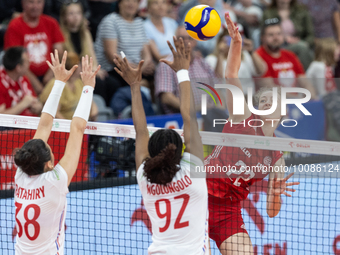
[225,12,242,44]
[270,172,300,197]
[80,55,101,88]
[160,36,191,72]
[46,50,78,82]
[113,53,144,87]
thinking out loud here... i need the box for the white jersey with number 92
[137,152,209,255]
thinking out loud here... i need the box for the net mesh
[0,114,339,255]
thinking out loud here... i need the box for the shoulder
[256,46,268,57]
[280,49,298,58]
[7,16,23,30]
[307,61,325,71]
[102,13,119,24]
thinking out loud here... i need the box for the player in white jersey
[13,50,100,255]
[113,37,209,255]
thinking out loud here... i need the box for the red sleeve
[4,19,23,49]
[50,17,64,44]
[289,52,305,75]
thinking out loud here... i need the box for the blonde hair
[60,3,93,59]
[315,38,337,67]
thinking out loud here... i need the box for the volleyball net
[0,114,339,255]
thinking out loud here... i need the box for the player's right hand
[46,50,78,83]
[113,53,144,87]
[225,12,242,44]
[80,55,101,88]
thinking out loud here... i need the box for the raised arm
[59,56,101,185]
[113,53,149,170]
[160,37,204,162]
[266,159,300,217]
[224,13,251,122]
[33,50,78,142]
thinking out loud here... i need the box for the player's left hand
[46,50,79,83]
[113,53,144,87]
[270,172,300,197]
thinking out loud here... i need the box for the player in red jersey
[205,13,300,255]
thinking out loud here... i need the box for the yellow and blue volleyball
[184,5,221,41]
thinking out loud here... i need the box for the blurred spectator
[88,0,116,40]
[256,18,317,99]
[262,0,314,70]
[94,0,154,105]
[206,28,266,94]
[111,80,155,118]
[298,0,340,43]
[306,39,339,98]
[0,47,42,116]
[179,0,224,56]
[155,26,217,114]
[144,0,178,60]
[4,0,65,95]
[0,0,21,24]
[39,52,98,120]
[225,0,263,48]
[60,1,108,80]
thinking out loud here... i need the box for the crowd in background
[1,0,340,141]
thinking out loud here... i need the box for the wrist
[176,69,190,84]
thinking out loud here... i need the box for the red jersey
[205,114,283,201]
[256,46,305,88]
[4,15,64,77]
[0,67,37,116]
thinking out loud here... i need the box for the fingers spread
[82,56,85,72]
[114,67,123,77]
[50,52,56,65]
[137,60,145,72]
[286,182,300,186]
[283,192,291,197]
[69,65,79,76]
[93,65,101,77]
[55,49,60,64]
[46,60,53,69]
[167,40,176,56]
[61,51,67,67]
[284,172,295,182]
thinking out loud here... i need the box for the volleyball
[184,5,221,41]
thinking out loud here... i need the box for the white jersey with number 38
[137,152,209,255]
[14,164,69,255]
